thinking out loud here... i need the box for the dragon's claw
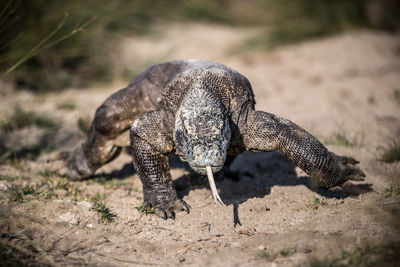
[142,194,190,220]
[338,155,365,182]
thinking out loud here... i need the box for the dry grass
[379,141,400,164]
[0,105,59,133]
[77,116,91,134]
[56,100,76,110]
[91,201,116,223]
[322,129,364,147]
[309,241,400,267]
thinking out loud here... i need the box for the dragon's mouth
[189,164,223,175]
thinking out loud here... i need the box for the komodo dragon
[57,59,365,219]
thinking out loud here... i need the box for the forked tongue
[206,165,225,205]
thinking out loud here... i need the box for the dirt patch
[1,24,400,266]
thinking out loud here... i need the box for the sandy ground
[1,23,400,266]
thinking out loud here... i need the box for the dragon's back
[158,60,255,121]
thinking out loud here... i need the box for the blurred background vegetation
[1,0,399,92]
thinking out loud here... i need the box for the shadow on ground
[173,151,373,226]
[175,151,372,200]
[86,149,373,203]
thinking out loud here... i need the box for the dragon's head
[174,87,231,175]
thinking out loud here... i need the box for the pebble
[58,212,78,224]
[0,181,9,190]
[258,245,266,251]
[231,242,241,248]
[78,201,93,208]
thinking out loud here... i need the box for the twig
[18,233,56,266]
[0,238,55,266]
[3,13,69,76]
[15,224,32,236]
[0,0,13,20]
[383,201,400,205]
[2,13,96,76]
[154,227,173,231]
[43,16,97,49]
[0,239,37,258]
[94,252,159,265]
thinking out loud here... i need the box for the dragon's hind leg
[56,85,157,180]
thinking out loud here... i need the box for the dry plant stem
[206,165,225,205]
[2,13,96,76]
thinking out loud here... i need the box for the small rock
[258,245,266,251]
[199,222,211,232]
[236,226,255,236]
[178,255,185,263]
[78,201,93,209]
[231,242,241,248]
[0,181,10,191]
[296,243,312,254]
[86,224,93,228]
[58,212,78,224]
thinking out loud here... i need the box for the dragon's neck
[180,84,223,113]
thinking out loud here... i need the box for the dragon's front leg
[130,111,190,219]
[243,110,365,188]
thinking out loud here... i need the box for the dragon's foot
[142,191,190,220]
[316,154,366,189]
[49,145,94,180]
[336,155,365,181]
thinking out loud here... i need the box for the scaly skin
[58,59,365,219]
